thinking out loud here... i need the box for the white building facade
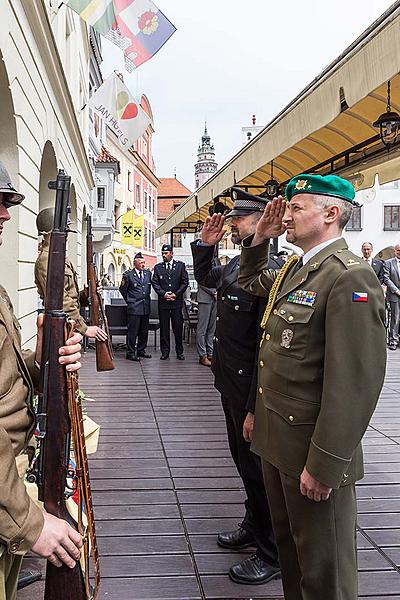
[0,0,94,345]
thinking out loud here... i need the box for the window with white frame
[97,187,106,209]
[135,183,141,209]
[144,191,148,211]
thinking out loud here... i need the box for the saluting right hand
[31,512,83,568]
[251,196,287,246]
[201,213,226,246]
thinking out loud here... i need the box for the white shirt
[302,237,342,266]
[135,269,143,278]
[363,257,372,266]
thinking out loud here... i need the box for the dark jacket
[119,269,151,315]
[151,260,189,309]
[191,241,281,412]
[369,258,385,284]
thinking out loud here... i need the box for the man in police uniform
[35,207,107,343]
[119,252,152,361]
[231,174,386,600]
[0,162,84,600]
[151,244,189,360]
[191,188,280,585]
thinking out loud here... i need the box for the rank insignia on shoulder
[287,289,317,306]
[352,292,368,302]
[347,259,360,266]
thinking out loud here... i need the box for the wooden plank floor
[18,343,400,599]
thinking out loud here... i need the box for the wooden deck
[18,343,400,600]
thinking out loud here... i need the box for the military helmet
[0,161,25,206]
[36,207,55,234]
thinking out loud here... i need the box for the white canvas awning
[157,2,400,237]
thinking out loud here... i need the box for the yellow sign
[121,210,144,247]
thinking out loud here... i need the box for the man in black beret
[120,252,152,361]
[152,245,189,360]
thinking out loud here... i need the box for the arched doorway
[107,262,116,285]
[0,50,20,307]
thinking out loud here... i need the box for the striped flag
[66,0,116,34]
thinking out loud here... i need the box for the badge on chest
[287,289,317,306]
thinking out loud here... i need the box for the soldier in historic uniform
[151,244,189,360]
[34,207,107,342]
[191,188,280,585]
[0,162,83,600]
[119,252,152,361]
[230,174,386,600]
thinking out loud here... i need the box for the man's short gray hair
[314,195,353,230]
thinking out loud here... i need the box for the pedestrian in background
[152,244,189,360]
[361,241,385,283]
[196,283,217,367]
[384,243,400,350]
[120,252,152,361]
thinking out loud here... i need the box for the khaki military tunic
[239,238,387,600]
[0,285,44,556]
[35,239,88,335]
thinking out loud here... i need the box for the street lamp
[373,80,400,149]
[265,161,280,198]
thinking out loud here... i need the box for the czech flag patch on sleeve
[352,292,368,302]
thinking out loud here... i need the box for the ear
[324,205,340,224]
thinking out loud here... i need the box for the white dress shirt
[301,237,342,266]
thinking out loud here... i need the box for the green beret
[285,174,357,205]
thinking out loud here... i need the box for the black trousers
[159,306,184,356]
[127,313,149,355]
[221,395,279,566]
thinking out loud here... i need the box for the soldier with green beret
[207,173,387,599]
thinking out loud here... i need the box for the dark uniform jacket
[119,269,151,315]
[151,260,189,309]
[191,241,281,412]
[239,238,387,489]
[363,258,385,284]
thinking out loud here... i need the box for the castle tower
[194,123,218,190]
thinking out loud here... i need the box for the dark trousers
[262,460,357,600]
[159,306,184,356]
[221,396,278,566]
[127,313,149,355]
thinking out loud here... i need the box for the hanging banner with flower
[67,0,176,72]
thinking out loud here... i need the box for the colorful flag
[106,0,176,72]
[352,292,369,302]
[66,0,116,34]
[89,73,150,152]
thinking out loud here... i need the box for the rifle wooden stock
[86,215,114,371]
[37,171,99,600]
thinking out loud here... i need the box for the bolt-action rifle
[33,170,100,600]
[86,215,114,371]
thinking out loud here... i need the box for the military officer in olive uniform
[228,174,386,600]
[0,162,83,600]
[120,252,152,361]
[191,188,281,585]
[35,207,107,343]
[151,244,189,360]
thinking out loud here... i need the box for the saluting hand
[202,213,226,246]
[300,467,332,502]
[251,196,287,246]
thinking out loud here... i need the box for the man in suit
[361,241,385,284]
[152,244,189,360]
[196,283,217,367]
[191,189,281,585]
[384,243,400,350]
[119,252,152,361]
[234,174,386,600]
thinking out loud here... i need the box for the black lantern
[373,81,400,149]
[265,161,280,198]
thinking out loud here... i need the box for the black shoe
[229,554,281,585]
[138,352,152,358]
[17,569,42,590]
[160,354,169,360]
[176,354,185,360]
[217,526,255,550]
[126,354,140,362]
[388,344,397,351]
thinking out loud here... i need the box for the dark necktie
[138,270,143,281]
[293,257,303,274]
[166,263,171,271]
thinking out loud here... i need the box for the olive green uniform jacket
[238,238,386,489]
[35,239,88,335]
[0,286,44,556]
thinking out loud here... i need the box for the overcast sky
[101,0,394,191]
